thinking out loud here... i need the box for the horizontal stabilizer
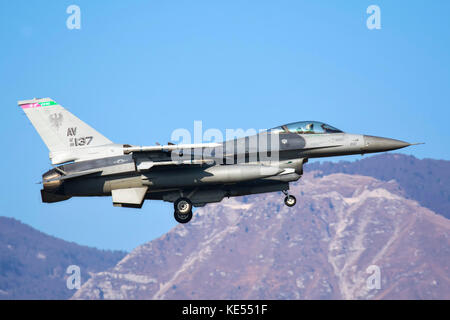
[44,168,103,182]
[111,187,148,208]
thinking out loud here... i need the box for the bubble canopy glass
[270,121,343,134]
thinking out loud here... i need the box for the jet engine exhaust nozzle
[42,170,63,191]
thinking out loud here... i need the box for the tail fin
[18,97,113,155]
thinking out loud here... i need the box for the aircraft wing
[124,143,221,171]
[123,143,221,154]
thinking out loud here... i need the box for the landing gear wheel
[284,195,296,207]
[174,210,193,224]
[174,198,192,214]
[174,198,193,223]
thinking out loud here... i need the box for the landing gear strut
[174,198,193,223]
[282,190,296,207]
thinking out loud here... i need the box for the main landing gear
[282,190,297,207]
[172,190,296,223]
[174,197,193,224]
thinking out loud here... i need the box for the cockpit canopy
[271,121,343,134]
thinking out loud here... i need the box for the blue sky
[0,1,449,251]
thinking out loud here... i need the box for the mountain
[0,217,126,300]
[306,153,450,219]
[72,172,450,300]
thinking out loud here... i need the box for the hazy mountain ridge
[0,217,126,300]
[306,153,450,219]
[72,173,450,300]
[2,154,449,299]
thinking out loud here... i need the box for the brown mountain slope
[72,173,450,300]
[306,153,450,219]
[0,217,126,300]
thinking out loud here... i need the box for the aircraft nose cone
[363,135,411,153]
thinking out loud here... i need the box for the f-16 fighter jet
[19,98,418,223]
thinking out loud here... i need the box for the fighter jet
[19,98,418,223]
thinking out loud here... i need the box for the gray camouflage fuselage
[41,126,412,208]
[20,98,417,222]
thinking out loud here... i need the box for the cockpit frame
[271,121,343,135]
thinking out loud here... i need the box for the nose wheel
[282,191,296,207]
[174,198,193,223]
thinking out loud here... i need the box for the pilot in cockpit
[304,123,314,133]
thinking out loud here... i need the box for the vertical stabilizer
[18,98,113,156]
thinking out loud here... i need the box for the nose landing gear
[282,190,296,207]
[174,198,193,223]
